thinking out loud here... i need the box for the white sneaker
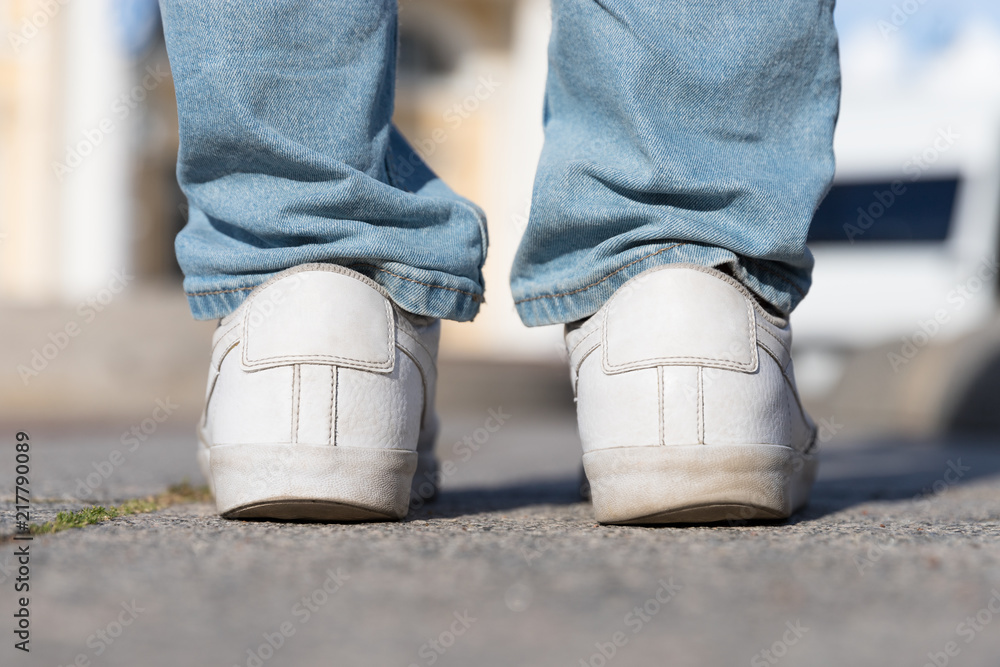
[196,263,439,521]
[566,264,817,524]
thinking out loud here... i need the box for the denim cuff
[185,262,484,322]
[513,243,810,327]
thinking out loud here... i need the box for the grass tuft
[29,480,213,536]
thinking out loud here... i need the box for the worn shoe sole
[198,440,417,521]
[582,444,817,525]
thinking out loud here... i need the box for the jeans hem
[185,263,483,322]
[513,243,808,327]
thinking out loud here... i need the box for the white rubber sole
[198,440,417,521]
[582,444,817,525]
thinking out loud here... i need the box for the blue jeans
[160,0,839,325]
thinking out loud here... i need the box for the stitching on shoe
[201,368,219,428]
[757,324,791,360]
[757,339,786,374]
[292,365,300,443]
[334,366,337,445]
[650,262,790,328]
[213,339,240,373]
[573,342,601,396]
[758,342,811,429]
[334,368,340,447]
[697,367,704,445]
[606,354,755,370]
[657,366,664,447]
[242,283,395,371]
[514,243,686,304]
[397,345,430,431]
[212,316,243,350]
[397,327,436,372]
[567,327,600,361]
[601,266,759,373]
[758,341,794,447]
[397,328,437,396]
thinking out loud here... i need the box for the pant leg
[512,0,840,326]
[160,0,487,321]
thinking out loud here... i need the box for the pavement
[2,359,1000,667]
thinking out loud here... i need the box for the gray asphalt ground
[3,372,1000,667]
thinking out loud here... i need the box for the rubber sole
[224,500,393,522]
[200,441,417,521]
[583,444,817,525]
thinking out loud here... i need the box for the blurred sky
[835,0,1000,53]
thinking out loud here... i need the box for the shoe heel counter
[601,266,758,376]
[699,354,793,446]
[576,349,660,452]
[333,350,424,451]
[576,265,807,451]
[207,352,295,445]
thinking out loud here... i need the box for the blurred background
[2,0,1000,455]
[5,6,1000,665]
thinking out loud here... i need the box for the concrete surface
[2,398,999,666]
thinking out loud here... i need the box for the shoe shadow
[789,437,1000,524]
[408,476,584,520]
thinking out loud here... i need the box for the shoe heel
[208,443,417,521]
[583,444,817,524]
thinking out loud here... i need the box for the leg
[160,0,460,519]
[539,0,841,524]
[513,0,839,325]
[161,0,487,322]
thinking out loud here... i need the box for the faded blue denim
[160,0,840,325]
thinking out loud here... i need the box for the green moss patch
[29,481,212,535]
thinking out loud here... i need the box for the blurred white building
[0,0,176,306]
